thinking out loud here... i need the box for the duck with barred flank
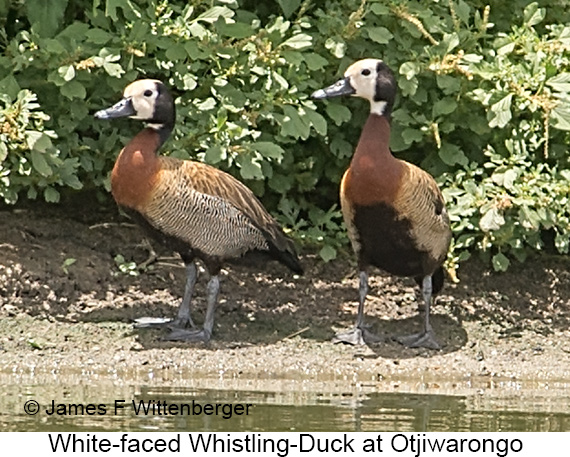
[95,79,302,342]
[312,59,451,349]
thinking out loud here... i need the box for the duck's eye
[361,69,371,76]
[143,90,153,97]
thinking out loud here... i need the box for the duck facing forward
[312,59,451,349]
[95,79,302,342]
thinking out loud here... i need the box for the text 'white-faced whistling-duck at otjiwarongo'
[312,59,452,350]
[94,79,303,343]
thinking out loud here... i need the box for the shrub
[0,0,569,271]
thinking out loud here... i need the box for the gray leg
[164,274,220,343]
[202,275,219,338]
[333,271,382,345]
[170,262,198,329]
[397,275,440,350]
[134,262,198,329]
[356,270,368,328]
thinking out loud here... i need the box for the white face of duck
[94,79,170,129]
[123,79,162,121]
[312,58,395,116]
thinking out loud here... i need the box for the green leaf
[195,6,234,23]
[268,174,293,193]
[26,131,52,153]
[519,206,541,230]
[85,28,112,44]
[432,98,458,117]
[480,207,505,232]
[280,106,310,139]
[503,169,517,190]
[58,65,75,82]
[196,98,216,111]
[436,75,461,94]
[182,74,198,91]
[398,77,418,97]
[25,0,68,37]
[330,138,353,158]
[455,0,471,25]
[62,257,77,268]
[325,38,345,58]
[104,0,132,21]
[400,61,421,80]
[251,142,284,160]
[0,75,20,99]
[281,33,312,50]
[204,146,225,164]
[277,0,301,18]
[367,27,393,44]
[184,42,208,60]
[492,168,518,190]
[402,128,423,144]
[303,108,327,136]
[30,150,52,177]
[325,103,352,126]
[488,94,513,128]
[0,142,8,163]
[43,186,60,203]
[370,3,390,16]
[61,81,86,100]
[554,232,569,254]
[272,71,289,90]
[551,105,570,131]
[216,20,254,39]
[492,252,510,272]
[236,154,263,180]
[188,22,207,38]
[441,33,460,53]
[523,2,545,27]
[62,173,83,190]
[165,44,187,61]
[319,245,337,262]
[103,62,125,78]
[304,53,329,71]
[547,73,570,92]
[496,42,515,55]
[438,143,468,166]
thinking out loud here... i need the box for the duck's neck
[352,114,395,165]
[151,123,173,149]
[344,114,402,206]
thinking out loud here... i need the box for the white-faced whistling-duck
[95,79,303,342]
[312,59,451,350]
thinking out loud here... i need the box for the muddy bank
[1,199,570,389]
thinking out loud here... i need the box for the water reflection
[1,381,569,432]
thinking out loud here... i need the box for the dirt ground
[1,194,570,389]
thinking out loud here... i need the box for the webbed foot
[396,330,440,350]
[332,326,384,345]
[163,327,211,343]
[133,316,196,329]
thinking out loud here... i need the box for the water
[2,373,569,432]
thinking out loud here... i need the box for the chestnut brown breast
[341,115,404,207]
[111,128,160,211]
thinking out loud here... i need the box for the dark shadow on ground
[1,198,569,360]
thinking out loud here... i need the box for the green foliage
[0,90,81,203]
[113,254,141,276]
[1,0,569,270]
[61,257,77,274]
